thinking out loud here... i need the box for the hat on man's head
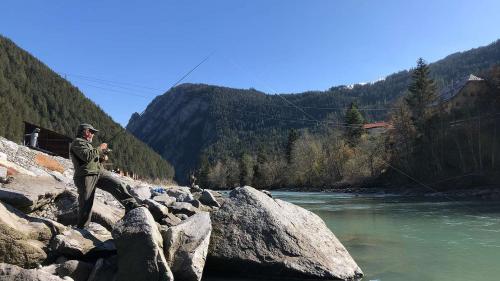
[78,123,99,134]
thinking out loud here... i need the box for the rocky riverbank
[0,136,362,281]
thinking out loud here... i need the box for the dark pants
[74,170,138,228]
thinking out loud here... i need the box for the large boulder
[49,224,115,259]
[206,186,363,280]
[0,202,62,267]
[112,207,173,281]
[0,263,66,281]
[143,199,170,222]
[55,191,124,231]
[162,212,212,281]
[0,175,67,212]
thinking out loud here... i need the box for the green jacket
[70,137,104,178]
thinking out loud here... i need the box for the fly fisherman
[70,123,141,229]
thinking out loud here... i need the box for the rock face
[207,186,363,280]
[0,263,66,281]
[112,207,173,281]
[0,202,58,267]
[162,212,212,281]
[0,175,67,212]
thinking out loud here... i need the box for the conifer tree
[344,102,365,146]
[286,128,299,163]
[405,58,437,131]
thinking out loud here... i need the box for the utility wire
[60,72,165,91]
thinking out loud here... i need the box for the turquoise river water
[270,191,500,281]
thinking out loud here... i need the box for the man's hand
[99,143,108,150]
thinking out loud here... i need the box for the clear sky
[2,0,500,126]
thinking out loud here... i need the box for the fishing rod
[98,52,215,157]
[140,51,215,116]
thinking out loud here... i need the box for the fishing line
[167,51,215,91]
[140,51,215,116]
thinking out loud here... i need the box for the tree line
[195,60,500,190]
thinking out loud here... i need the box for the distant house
[23,122,72,158]
[436,74,490,112]
[363,121,392,135]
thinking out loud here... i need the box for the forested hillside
[0,35,174,180]
[128,40,500,185]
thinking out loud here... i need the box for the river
[272,191,500,281]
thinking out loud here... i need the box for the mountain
[0,35,174,180]
[128,40,500,184]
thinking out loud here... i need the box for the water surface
[272,191,500,281]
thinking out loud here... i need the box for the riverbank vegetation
[196,61,500,190]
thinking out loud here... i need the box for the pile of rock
[0,137,363,281]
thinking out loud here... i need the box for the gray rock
[175,213,189,220]
[129,184,151,201]
[0,201,63,267]
[169,202,198,216]
[112,207,173,281]
[152,195,176,206]
[199,190,221,208]
[207,186,363,280]
[166,186,193,202]
[86,257,117,281]
[0,263,66,281]
[159,213,182,227]
[189,199,201,208]
[143,199,170,222]
[49,171,71,184]
[163,212,212,281]
[55,191,124,231]
[0,174,66,212]
[261,190,272,198]
[41,260,93,281]
[50,226,115,258]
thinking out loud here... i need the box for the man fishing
[70,123,141,229]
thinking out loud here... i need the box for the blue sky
[2,0,500,125]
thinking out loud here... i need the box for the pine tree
[405,58,437,131]
[286,128,299,163]
[344,102,365,146]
